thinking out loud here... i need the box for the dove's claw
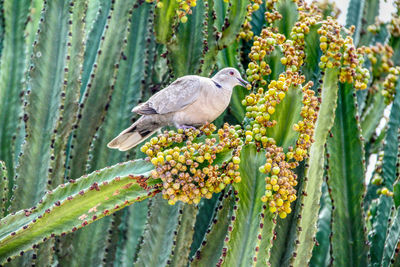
[179,125,197,130]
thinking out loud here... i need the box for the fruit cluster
[175,0,197,23]
[240,1,323,218]
[259,141,298,219]
[318,18,370,89]
[151,0,196,23]
[382,67,400,103]
[246,28,285,85]
[292,81,318,161]
[388,1,400,37]
[239,0,262,41]
[143,124,243,205]
[365,43,394,78]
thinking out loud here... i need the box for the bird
[107,67,249,151]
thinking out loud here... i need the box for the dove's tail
[107,116,161,151]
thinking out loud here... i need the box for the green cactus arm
[67,4,153,264]
[369,196,395,267]
[275,0,298,38]
[25,0,44,59]
[310,181,333,267]
[79,0,112,96]
[0,1,4,56]
[324,82,369,267]
[102,212,122,265]
[134,195,181,266]
[394,182,400,208]
[201,0,249,75]
[0,0,30,201]
[65,215,113,266]
[217,0,249,49]
[154,0,178,44]
[358,0,380,46]
[291,68,340,267]
[381,207,400,267]
[191,189,234,266]
[112,201,149,267]
[254,211,276,267]
[88,1,152,171]
[0,159,160,264]
[67,0,134,180]
[0,161,8,218]
[49,0,87,188]
[249,3,265,36]
[303,24,322,89]
[168,205,198,266]
[167,0,205,78]
[199,0,218,76]
[84,0,101,39]
[266,84,302,149]
[189,193,222,259]
[11,0,71,212]
[346,0,365,45]
[382,83,400,189]
[369,80,400,266]
[220,144,269,266]
[360,91,386,142]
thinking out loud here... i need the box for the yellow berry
[267,106,275,114]
[272,166,280,175]
[181,16,188,23]
[232,156,241,164]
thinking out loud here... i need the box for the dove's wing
[133,76,201,115]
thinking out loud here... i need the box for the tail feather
[107,117,160,151]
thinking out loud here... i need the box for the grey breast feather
[132,77,201,115]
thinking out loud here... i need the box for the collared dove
[107,67,248,151]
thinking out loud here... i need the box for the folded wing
[132,76,201,115]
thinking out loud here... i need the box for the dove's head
[212,67,249,90]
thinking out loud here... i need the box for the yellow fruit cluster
[382,67,400,103]
[239,0,263,41]
[365,44,394,78]
[175,0,197,23]
[388,1,400,37]
[242,72,306,143]
[314,0,340,18]
[241,1,323,218]
[367,20,383,35]
[292,81,318,161]
[246,28,285,85]
[378,187,394,197]
[151,0,196,23]
[143,124,243,205]
[318,18,370,89]
[259,142,298,219]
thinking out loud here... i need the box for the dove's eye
[229,71,234,75]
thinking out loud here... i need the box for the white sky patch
[306,0,394,25]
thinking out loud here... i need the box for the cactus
[1,0,400,266]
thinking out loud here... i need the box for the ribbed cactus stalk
[1,0,400,266]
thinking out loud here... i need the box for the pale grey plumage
[107,67,248,151]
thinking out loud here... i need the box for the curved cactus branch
[0,160,160,264]
[325,82,369,267]
[291,68,340,267]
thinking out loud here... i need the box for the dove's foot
[178,125,197,130]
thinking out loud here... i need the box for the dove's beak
[237,77,249,87]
